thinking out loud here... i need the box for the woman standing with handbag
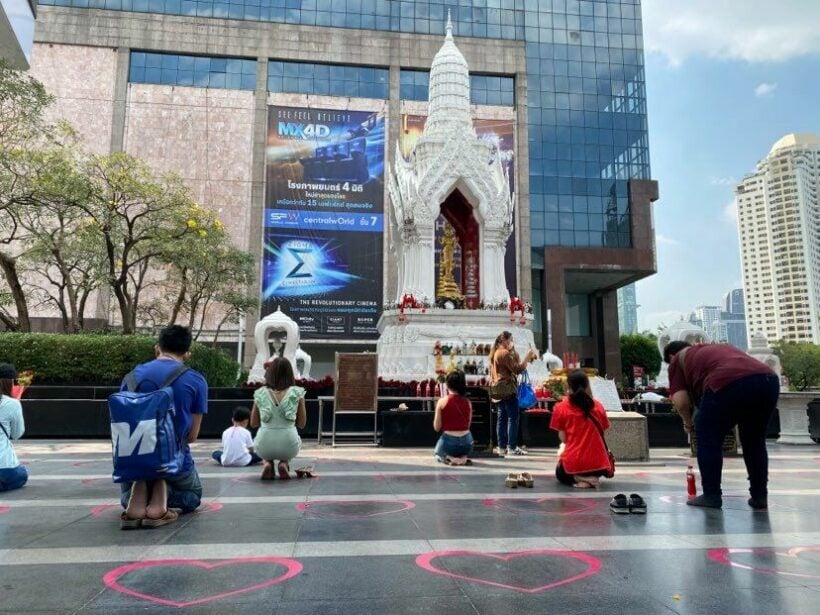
[489,331,537,457]
[549,370,612,488]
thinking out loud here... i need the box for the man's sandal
[119,512,142,530]
[505,473,519,488]
[142,509,179,529]
[517,472,534,488]
[295,466,315,479]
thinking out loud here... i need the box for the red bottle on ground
[416,381,422,397]
[686,465,697,498]
[422,380,430,398]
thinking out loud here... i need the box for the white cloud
[755,82,778,97]
[642,1,820,65]
[656,233,680,246]
[710,176,737,186]
[723,199,739,224]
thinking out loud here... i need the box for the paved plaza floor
[1,441,818,614]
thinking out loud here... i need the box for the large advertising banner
[263,106,385,339]
[400,115,518,297]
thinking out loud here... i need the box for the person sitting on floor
[0,363,28,493]
[251,357,306,480]
[118,325,208,529]
[433,370,474,466]
[549,370,612,488]
[212,407,262,467]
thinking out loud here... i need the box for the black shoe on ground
[609,493,630,514]
[628,493,647,514]
[686,494,723,509]
[748,497,768,511]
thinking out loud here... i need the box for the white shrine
[378,17,546,382]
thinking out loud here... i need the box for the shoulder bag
[588,413,615,478]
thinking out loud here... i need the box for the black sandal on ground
[609,493,630,514]
[628,493,647,514]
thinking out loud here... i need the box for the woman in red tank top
[433,370,473,465]
[549,370,611,488]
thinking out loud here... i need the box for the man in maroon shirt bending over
[664,341,780,510]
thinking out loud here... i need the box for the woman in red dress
[549,370,611,488]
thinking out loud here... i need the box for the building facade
[0,0,35,68]
[617,282,638,334]
[736,134,820,345]
[723,287,744,316]
[28,0,658,375]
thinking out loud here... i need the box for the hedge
[0,333,239,387]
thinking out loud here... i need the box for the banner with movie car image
[263,106,386,339]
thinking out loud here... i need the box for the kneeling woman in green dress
[251,357,306,480]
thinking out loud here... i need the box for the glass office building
[32,0,659,373]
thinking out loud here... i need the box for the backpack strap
[124,364,189,392]
[124,370,140,393]
[0,419,10,441]
[160,364,190,389]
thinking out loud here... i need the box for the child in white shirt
[212,407,261,466]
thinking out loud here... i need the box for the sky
[635,0,820,333]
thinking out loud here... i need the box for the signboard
[400,115,517,296]
[632,366,645,379]
[263,106,386,339]
[590,377,624,412]
[334,352,379,412]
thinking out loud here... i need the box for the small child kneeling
[212,407,262,467]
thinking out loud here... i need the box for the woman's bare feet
[574,475,600,489]
[261,461,274,480]
[145,480,168,520]
[125,480,148,520]
[278,461,291,480]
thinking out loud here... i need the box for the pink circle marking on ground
[708,546,820,580]
[296,499,416,518]
[102,556,303,608]
[91,501,223,518]
[416,549,602,593]
[482,496,597,515]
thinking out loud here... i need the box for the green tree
[773,341,820,391]
[10,133,107,332]
[0,59,56,331]
[620,333,662,383]
[76,153,223,334]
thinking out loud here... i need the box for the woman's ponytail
[567,369,594,417]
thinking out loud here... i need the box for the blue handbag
[518,371,538,410]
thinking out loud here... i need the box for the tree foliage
[0,61,257,338]
[620,333,662,383]
[773,341,820,391]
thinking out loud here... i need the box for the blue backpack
[108,365,189,483]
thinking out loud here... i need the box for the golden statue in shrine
[436,224,463,301]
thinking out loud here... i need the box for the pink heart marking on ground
[103,556,302,608]
[0,505,10,514]
[417,549,601,593]
[296,499,415,518]
[708,546,820,579]
[482,496,597,515]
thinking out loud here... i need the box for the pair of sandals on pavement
[120,481,179,530]
[609,493,647,514]
[260,461,315,480]
[505,472,534,488]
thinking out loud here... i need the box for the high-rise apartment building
[736,134,820,344]
[617,283,638,334]
[27,0,659,375]
[0,0,36,68]
[689,305,722,341]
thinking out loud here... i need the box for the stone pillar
[514,69,532,304]
[545,250,567,358]
[243,57,270,369]
[385,64,401,305]
[95,45,131,322]
[777,392,815,445]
